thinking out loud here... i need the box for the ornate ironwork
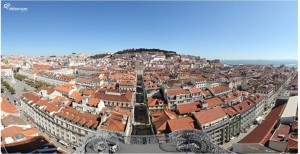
[74,129,233,154]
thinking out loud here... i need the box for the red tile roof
[239,103,286,144]
[166,89,190,96]
[152,109,177,132]
[194,107,227,125]
[57,107,100,129]
[21,92,40,104]
[83,89,95,96]
[270,124,290,141]
[70,91,83,103]
[94,90,132,103]
[98,112,127,132]
[193,76,206,82]
[222,106,238,117]
[1,96,18,114]
[232,99,255,114]
[1,126,39,144]
[167,117,195,132]
[189,87,202,93]
[147,97,165,107]
[249,95,265,105]
[219,92,241,103]
[88,97,101,107]
[176,102,201,115]
[54,85,72,94]
[51,96,67,106]
[210,85,231,94]
[204,97,225,108]
[35,86,55,95]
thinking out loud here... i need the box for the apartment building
[72,97,105,114]
[164,89,192,110]
[208,85,231,97]
[232,99,256,133]
[94,89,134,109]
[20,92,100,147]
[249,95,265,119]
[190,76,207,89]
[223,106,241,139]
[189,87,203,102]
[118,80,136,91]
[193,107,230,145]
[1,65,13,77]
[75,78,100,88]
[147,97,166,111]
[256,85,275,110]
[36,72,75,86]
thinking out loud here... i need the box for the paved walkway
[3,77,35,98]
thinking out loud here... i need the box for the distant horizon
[2,1,297,59]
[2,52,298,61]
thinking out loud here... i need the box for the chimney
[201,101,208,108]
[122,116,128,124]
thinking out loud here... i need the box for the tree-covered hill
[115,48,178,56]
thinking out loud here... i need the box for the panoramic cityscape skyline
[2,1,297,60]
[1,1,298,153]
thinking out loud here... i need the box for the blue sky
[2,1,298,60]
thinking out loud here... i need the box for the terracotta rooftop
[88,97,101,107]
[54,85,72,94]
[204,97,225,108]
[147,97,165,107]
[189,87,202,93]
[51,96,67,106]
[98,112,127,132]
[35,86,55,95]
[210,85,231,94]
[249,95,265,105]
[239,103,286,144]
[167,117,195,132]
[202,90,212,97]
[57,107,100,129]
[219,92,241,103]
[194,107,227,125]
[83,89,95,96]
[21,92,40,104]
[222,106,238,117]
[193,76,206,82]
[119,80,135,86]
[270,124,290,141]
[176,102,202,115]
[70,91,83,103]
[1,126,39,145]
[152,109,177,132]
[166,89,190,96]
[1,96,18,114]
[94,90,132,103]
[232,99,255,114]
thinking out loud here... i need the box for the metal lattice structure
[166,129,232,153]
[75,130,122,154]
[74,129,233,154]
